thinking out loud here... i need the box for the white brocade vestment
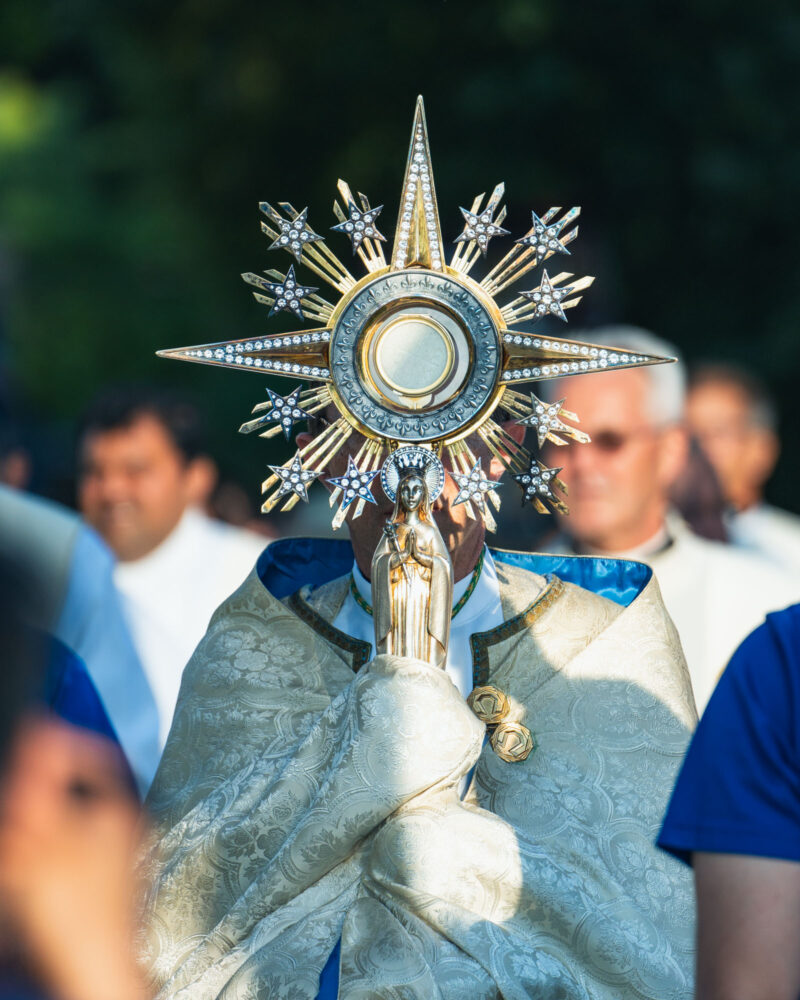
[143,546,697,999]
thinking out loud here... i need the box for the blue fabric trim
[258,537,354,600]
[42,634,137,796]
[56,524,160,797]
[44,635,119,745]
[491,549,650,608]
[257,537,650,608]
[317,938,340,998]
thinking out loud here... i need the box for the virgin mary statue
[371,469,453,669]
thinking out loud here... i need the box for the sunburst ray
[481,206,580,296]
[156,330,332,383]
[500,332,673,385]
[332,180,387,274]
[242,267,333,324]
[391,96,444,271]
[259,201,356,295]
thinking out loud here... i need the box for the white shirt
[646,519,797,714]
[726,503,800,576]
[333,547,504,699]
[115,508,266,750]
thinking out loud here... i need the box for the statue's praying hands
[372,472,453,668]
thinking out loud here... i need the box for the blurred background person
[77,385,266,749]
[668,436,730,543]
[687,362,800,574]
[0,558,149,1000]
[540,327,797,714]
[658,602,800,1000]
[0,482,159,797]
[0,403,31,491]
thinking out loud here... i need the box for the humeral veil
[142,541,696,999]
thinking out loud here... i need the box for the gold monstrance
[158,98,671,755]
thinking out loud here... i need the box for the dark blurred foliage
[1,0,799,527]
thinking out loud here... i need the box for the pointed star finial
[450,458,502,511]
[268,453,323,502]
[515,211,571,260]
[391,96,444,271]
[326,456,380,511]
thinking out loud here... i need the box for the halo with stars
[157,96,673,529]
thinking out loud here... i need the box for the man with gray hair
[540,326,796,714]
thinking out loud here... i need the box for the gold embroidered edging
[287,587,373,673]
[470,574,566,687]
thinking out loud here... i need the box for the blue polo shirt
[659,603,800,864]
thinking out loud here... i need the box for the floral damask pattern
[143,563,696,999]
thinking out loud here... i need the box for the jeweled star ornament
[158,96,673,528]
[242,266,318,320]
[515,210,571,260]
[512,460,568,515]
[454,182,510,256]
[263,205,323,262]
[451,459,502,511]
[256,386,310,440]
[268,453,322,503]
[516,393,590,449]
[331,200,386,254]
[326,456,380,511]
[520,270,575,323]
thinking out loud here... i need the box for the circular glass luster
[374,314,454,396]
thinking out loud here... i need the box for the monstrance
[158,97,670,741]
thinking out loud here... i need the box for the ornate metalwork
[157,95,673,525]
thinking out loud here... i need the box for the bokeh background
[2,0,799,536]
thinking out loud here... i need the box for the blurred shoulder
[672,519,797,600]
[184,508,269,562]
